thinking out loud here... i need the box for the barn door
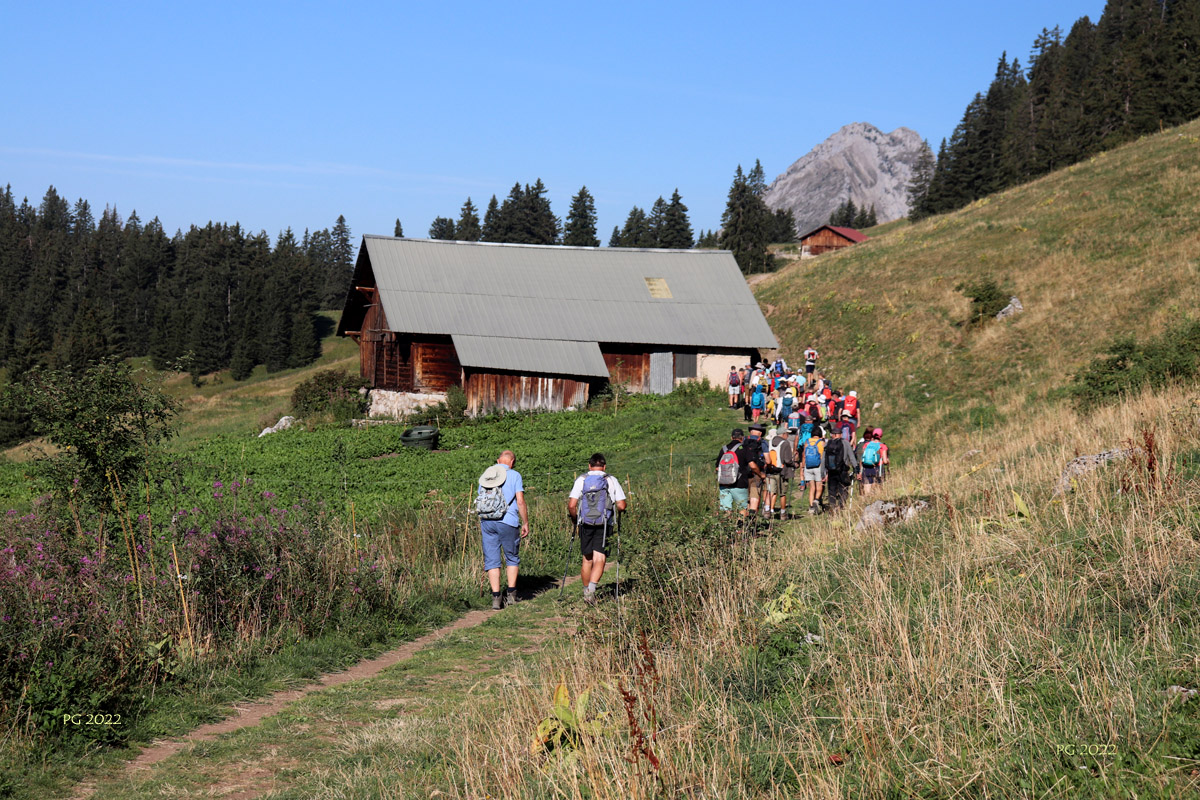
[648,351,674,395]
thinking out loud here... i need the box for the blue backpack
[862,441,882,467]
[804,440,823,468]
[751,389,765,410]
[578,472,612,525]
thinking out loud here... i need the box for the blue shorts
[719,487,750,510]
[480,520,521,570]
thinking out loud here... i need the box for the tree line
[0,185,355,442]
[422,181,703,250]
[909,0,1200,220]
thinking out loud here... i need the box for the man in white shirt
[567,453,628,606]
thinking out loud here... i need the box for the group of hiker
[473,450,627,609]
[468,347,889,608]
[718,349,889,520]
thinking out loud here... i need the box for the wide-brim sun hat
[479,464,508,488]
[748,423,766,432]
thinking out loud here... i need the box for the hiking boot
[492,594,503,610]
[583,589,597,607]
[504,590,519,607]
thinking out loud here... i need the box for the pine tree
[659,189,695,248]
[393,218,404,237]
[563,186,600,247]
[852,205,871,230]
[456,197,481,242]
[428,217,457,240]
[866,205,878,228]
[608,226,621,247]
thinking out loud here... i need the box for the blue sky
[1,0,1104,244]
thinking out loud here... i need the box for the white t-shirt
[569,472,627,504]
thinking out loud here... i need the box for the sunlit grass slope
[756,118,1200,458]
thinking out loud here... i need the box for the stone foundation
[368,389,447,419]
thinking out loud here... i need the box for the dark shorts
[862,466,881,484]
[579,523,611,558]
[805,364,815,374]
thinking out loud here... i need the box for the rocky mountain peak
[764,123,929,235]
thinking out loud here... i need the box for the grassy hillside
[756,118,1200,457]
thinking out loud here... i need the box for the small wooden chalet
[337,237,778,415]
[798,225,868,256]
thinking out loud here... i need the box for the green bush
[956,277,1009,325]
[1070,319,1200,411]
[291,369,370,421]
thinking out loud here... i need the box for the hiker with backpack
[765,426,797,520]
[716,427,761,522]
[474,451,529,610]
[824,427,858,509]
[858,430,886,497]
[749,383,766,422]
[744,423,769,517]
[727,366,741,408]
[803,346,819,387]
[801,424,827,514]
[567,453,628,607]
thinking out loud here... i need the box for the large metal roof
[354,236,778,351]
[451,335,610,378]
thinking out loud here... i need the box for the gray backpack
[474,477,509,520]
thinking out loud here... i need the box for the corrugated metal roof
[452,335,610,377]
[361,236,778,350]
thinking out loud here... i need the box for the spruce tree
[524,179,560,244]
[617,207,652,248]
[719,165,773,273]
[771,209,797,243]
[608,226,621,247]
[456,197,481,242]
[481,195,501,242]
[647,197,668,247]
[907,140,937,220]
[393,218,404,237]
[325,215,353,309]
[660,189,695,248]
[428,217,457,239]
[563,186,600,247]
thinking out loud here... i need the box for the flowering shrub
[0,482,401,743]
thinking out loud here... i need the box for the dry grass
[441,384,1200,798]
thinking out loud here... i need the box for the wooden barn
[337,237,778,416]
[798,225,869,257]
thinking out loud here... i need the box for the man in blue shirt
[478,450,529,609]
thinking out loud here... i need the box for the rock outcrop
[764,123,929,235]
[996,297,1024,320]
[854,497,932,531]
[259,416,297,437]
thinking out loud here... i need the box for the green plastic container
[399,425,440,451]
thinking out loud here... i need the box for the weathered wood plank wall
[464,371,590,415]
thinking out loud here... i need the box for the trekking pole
[558,517,578,598]
[614,510,622,607]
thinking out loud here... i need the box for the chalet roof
[338,237,778,358]
[798,225,869,244]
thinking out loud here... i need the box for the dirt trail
[73,576,585,799]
